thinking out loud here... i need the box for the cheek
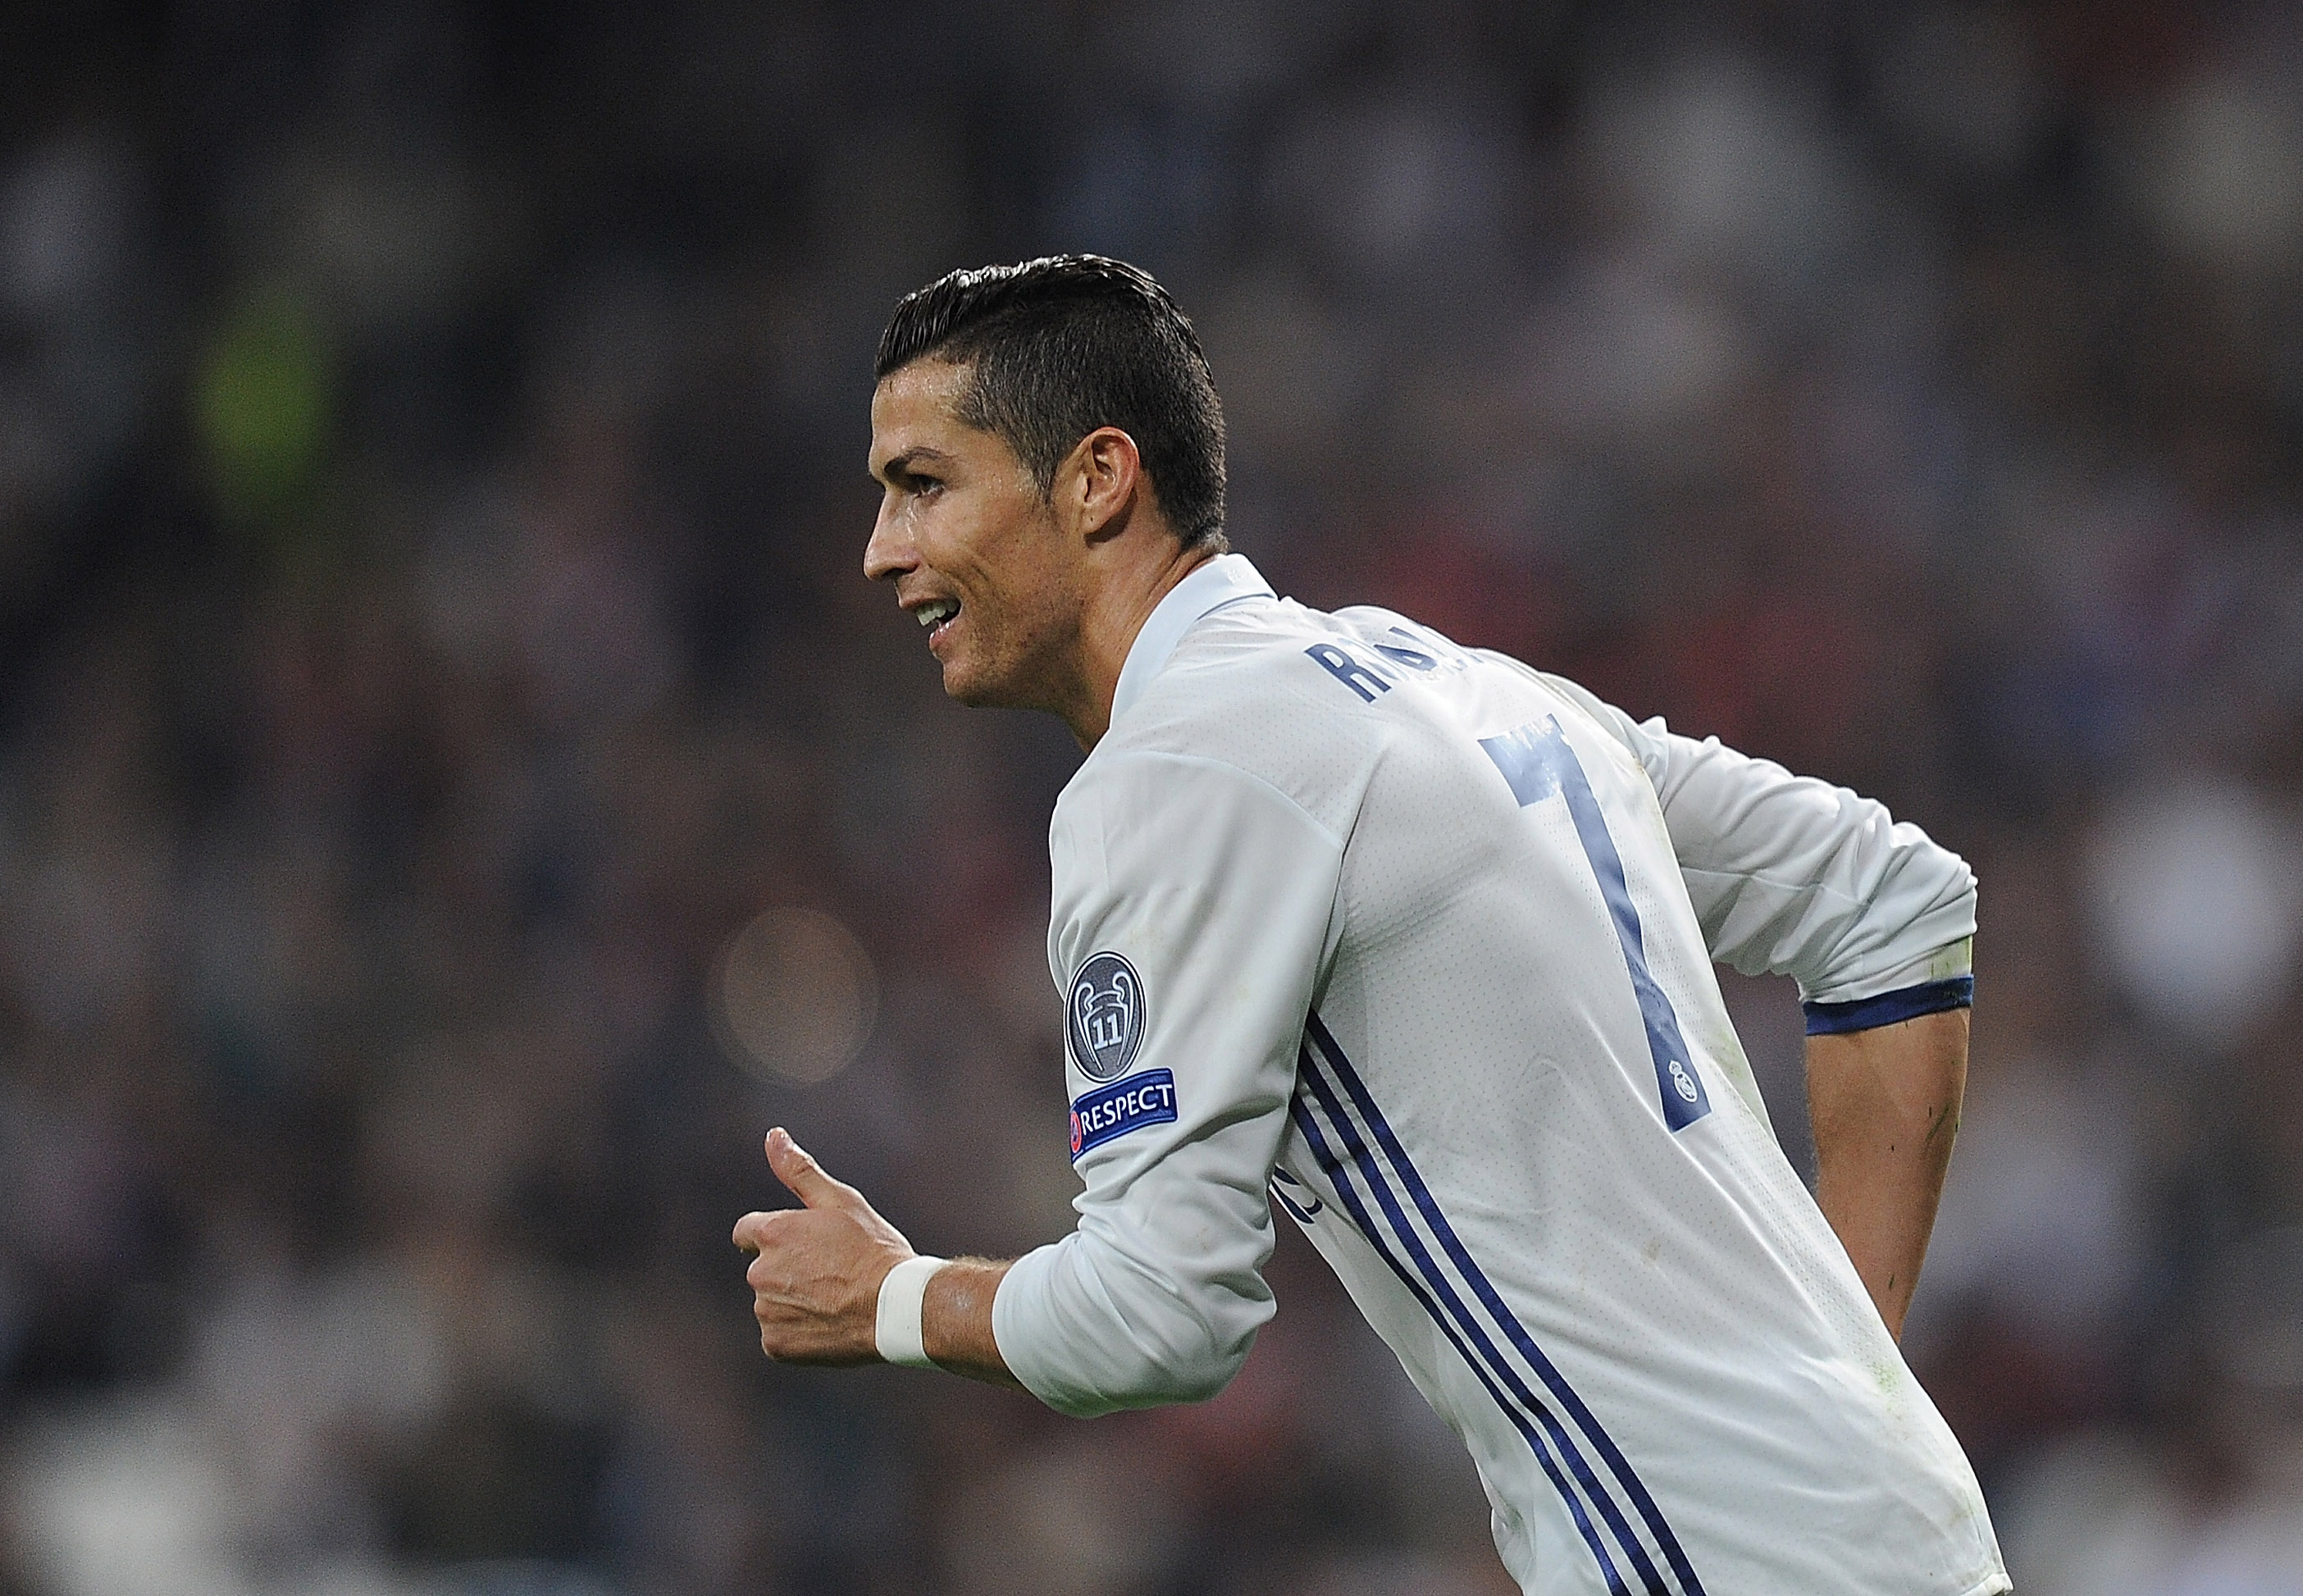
[910,506,978,576]
[938,535,1019,615]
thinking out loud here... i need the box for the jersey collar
[1109,553,1275,727]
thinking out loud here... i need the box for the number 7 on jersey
[1480,717,1712,1132]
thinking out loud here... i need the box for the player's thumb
[765,1127,860,1213]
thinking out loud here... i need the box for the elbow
[1031,1273,1270,1417]
[1944,855,1977,920]
[1091,1299,1261,1411]
[1156,1324,1256,1407]
[1002,1206,1278,1416]
[1910,828,1979,937]
[1799,851,1979,1008]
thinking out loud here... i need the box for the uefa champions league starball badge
[1066,951,1145,1083]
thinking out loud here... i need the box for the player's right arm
[738,744,1338,1398]
[989,746,1344,1417]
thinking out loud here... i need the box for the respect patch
[1069,1069,1177,1161]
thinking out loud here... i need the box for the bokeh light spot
[193,290,332,522]
[713,906,878,1084]
[2086,777,2303,1047]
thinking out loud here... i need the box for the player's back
[1101,595,2005,1596]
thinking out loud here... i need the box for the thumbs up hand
[733,1128,915,1365]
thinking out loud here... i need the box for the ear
[1059,426,1145,544]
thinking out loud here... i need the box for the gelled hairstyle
[876,255,1227,549]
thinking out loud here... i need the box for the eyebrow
[874,446,954,482]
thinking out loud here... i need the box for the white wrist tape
[874,1255,948,1369]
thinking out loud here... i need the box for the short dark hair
[875,255,1228,549]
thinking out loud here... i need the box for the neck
[1059,540,1218,750]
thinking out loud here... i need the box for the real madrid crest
[1066,951,1146,1082]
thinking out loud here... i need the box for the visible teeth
[916,599,959,628]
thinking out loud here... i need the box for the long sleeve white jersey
[991,556,2007,1596]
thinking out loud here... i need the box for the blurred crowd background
[2,2,2301,1592]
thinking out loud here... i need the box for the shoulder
[1076,599,1399,827]
[1045,618,1355,928]
[1045,599,1380,864]
[1129,595,1493,737]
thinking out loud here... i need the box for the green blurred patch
[194,290,334,529]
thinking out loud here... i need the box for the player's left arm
[1615,722,1977,1337]
[1596,723,1977,1338]
[1510,665,1980,1334]
[1804,1007,1967,1342]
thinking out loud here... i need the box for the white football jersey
[992,555,2007,1596]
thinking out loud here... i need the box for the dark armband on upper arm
[1802,975,1974,1036]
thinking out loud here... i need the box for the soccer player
[733,255,2008,1596]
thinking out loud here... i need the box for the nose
[864,490,914,584]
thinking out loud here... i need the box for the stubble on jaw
[938,532,1089,719]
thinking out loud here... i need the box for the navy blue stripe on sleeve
[1803,975,1974,1036]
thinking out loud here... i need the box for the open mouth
[914,597,960,645]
